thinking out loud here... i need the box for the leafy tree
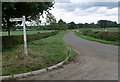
[46,12,58,30]
[84,23,89,28]
[46,12,56,24]
[76,23,84,28]
[106,21,118,27]
[88,22,96,28]
[97,20,108,28]
[58,19,68,30]
[97,20,118,28]
[2,2,54,36]
[68,22,76,29]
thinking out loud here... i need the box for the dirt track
[21,31,118,80]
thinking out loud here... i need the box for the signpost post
[22,16,28,56]
[9,16,28,56]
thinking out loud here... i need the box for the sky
[48,0,119,24]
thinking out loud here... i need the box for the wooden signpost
[9,16,28,56]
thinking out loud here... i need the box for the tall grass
[76,29,119,45]
[2,31,75,76]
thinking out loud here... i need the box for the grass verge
[75,32,118,45]
[1,30,55,36]
[2,31,75,76]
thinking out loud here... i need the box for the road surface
[21,31,118,80]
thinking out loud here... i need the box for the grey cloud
[92,2,118,9]
[55,0,70,3]
[54,2,118,12]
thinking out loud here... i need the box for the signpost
[10,16,28,56]
[9,18,23,22]
[22,16,28,56]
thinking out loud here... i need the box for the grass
[79,28,119,32]
[75,31,118,45]
[1,30,54,36]
[0,53,2,76]
[2,31,75,76]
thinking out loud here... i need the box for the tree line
[3,19,119,31]
[25,19,119,30]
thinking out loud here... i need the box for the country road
[21,31,118,80]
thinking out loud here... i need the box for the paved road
[21,31,118,80]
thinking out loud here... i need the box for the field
[79,28,119,32]
[76,28,119,45]
[1,30,55,36]
[2,31,75,76]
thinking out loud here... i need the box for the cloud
[55,0,71,3]
[55,0,119,2]
[70,0,119,2]
[85,7,98,12]
[105,7,118,16]
[54,2,94,12]
[96,7,108,13]
[50,3,118,24]
[54,2,118,12]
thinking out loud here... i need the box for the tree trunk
[8,29,10,36]
[7,19,11,36]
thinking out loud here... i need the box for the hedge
[81,30,119,42]
[1,31,58,51]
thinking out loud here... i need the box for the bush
[98,32,118,41]
[82,29,92,35]
[2,31,58,51]
[81,30,118,42]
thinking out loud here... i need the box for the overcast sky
[49,0,119,24]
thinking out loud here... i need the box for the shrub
[2,31,58,51]
[81,30,118,42]
[82,29,92,35]
[98,32,118,41]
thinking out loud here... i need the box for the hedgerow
[81,30,119,42]
[2,31,58,51]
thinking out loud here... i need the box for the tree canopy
[2,2,54,36]
[68,22,76,29]
[97,20,118,28]
[58,19,68,30]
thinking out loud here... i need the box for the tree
[106,21,118,27]
[58,19,68,30]
[45,12,58,30]
[97,20,118,28]
[2,2,54,36]
[68,22,76,29]
[97,20,107,28]
[46,12,56,24]
[76,23,84,28]
[88,22,95,28]
[35,14,41,26]
[84,23,89,28]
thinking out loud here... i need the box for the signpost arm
[23,16,28,56]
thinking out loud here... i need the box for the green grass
[1,30,54,36]
[79,28,119,32]
[0,53,2,76]
[75,32,118,45]
[2,31,75,76]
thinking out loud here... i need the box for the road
[21,31,118,80]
